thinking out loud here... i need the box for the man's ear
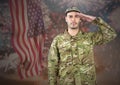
[65,17,67,22]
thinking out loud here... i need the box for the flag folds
[9,0,45,79]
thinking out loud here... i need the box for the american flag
[9,0,45,79]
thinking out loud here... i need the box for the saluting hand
[78,13,96,22]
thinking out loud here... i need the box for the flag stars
[27,0,45,37]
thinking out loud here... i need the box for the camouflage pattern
[48,17,117,85]
[65,6,81,15]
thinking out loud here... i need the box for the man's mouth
[71,22,77,26]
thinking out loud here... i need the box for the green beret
[65,7,80,15]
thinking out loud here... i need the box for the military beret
[65,7,80,15]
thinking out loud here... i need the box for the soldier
[48,7,117,85]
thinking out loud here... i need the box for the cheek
[77,20,82,24]
[77,18,81,22]
[66,19,71,24]
[65,18,69,22]
[65,17,68,22]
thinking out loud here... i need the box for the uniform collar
[64,29,84,40]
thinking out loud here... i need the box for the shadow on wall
[95,32,120,85]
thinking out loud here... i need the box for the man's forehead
[67,12,80,16]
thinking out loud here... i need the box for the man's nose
[71,17,75,21]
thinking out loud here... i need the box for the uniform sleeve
[91,17,117,45]
[48,37,59,85]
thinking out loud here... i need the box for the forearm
[79,12,117,44]
[48,66,57,85]
[92,17,117,44]
[48,53,58,85]
[48,38,59,85]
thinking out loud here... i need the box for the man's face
[65,12,81,29]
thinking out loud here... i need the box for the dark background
[0,0,120,85]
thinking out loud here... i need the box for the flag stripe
[9,0,24,78]
[9,0,44,79]
[21,0,35,78]
[21,0,32,78]
[15,0,27,64]
[29,38,36,76]
[10,0,27,78]
[16,0,29,78]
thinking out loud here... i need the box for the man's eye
[69,16,73,18]
[75,15,79,18]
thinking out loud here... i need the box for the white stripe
[17,0,26,63]
[24,0,36,77]
[11,0,25,62]
[11,0,26,79]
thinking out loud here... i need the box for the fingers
[78,13,96,22]
[78,13,89,22]
[78,13,87,18]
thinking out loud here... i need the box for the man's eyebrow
[75,14,78,16]
[68,15,73,17]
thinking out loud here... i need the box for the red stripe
[9,0,24,78]
[29,38,37,76]
[15,0,27,63]
[33,37,39,75]
[39,40,43,68]
[35,37,41,75]
[21,0,37,78]
[9,0,44,79]
[9,0,28,78]
[39,35,45,68]
[15,0,23,64]
[21,0,33,78]
[21,0,28,78]
[15,0,29,78]
[24,0,36,77]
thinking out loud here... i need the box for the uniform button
[85,82,89,85]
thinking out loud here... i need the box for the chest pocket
[58,41,71,54]
[77,38,93,54]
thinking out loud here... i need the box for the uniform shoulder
[54,33,64,39]
[51,33,64,45]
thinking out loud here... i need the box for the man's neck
[68,28,79,36]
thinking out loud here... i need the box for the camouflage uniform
[48,17,117,85]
